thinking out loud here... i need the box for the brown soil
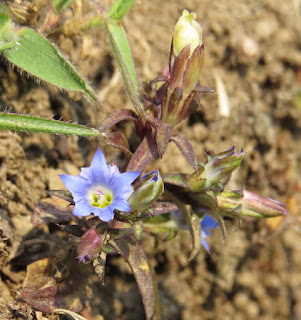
[1,0,301,319]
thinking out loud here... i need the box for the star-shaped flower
[60,148,140,222]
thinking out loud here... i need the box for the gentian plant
[0,2,287,319]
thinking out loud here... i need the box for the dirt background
[0,0,301,319]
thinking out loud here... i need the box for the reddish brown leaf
[20,256,91,313]
[113,236,155,320]
[31,198,73,225]
[106,131,132,158]
[140,202,179,218]
[127,135,159,172]
[98,109,137,132]
[155,121,172,157]
[171,132,198,170]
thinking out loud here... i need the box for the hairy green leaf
[0,4,10,15]
[0,13,16,49]
[52,0,74,13]
[107,0,136,21]
[0,113,101,137]
[105,21,142,113]
[3,27,98,103]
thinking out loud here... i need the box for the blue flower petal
[73,199,92,216]
[111,171,140,191]
[92,206,114,222]
[201,237,211,253]
[114,200,131,212]
[60,174,89,194]
[90,147,107,170]
[200,215,218,253]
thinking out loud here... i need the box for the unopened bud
[160,10,206,127]
[173,10,203,56]
[128,170,164,212]
[77,229,103,263]
[189,147,245,192]
[242,190,288,218]
[217,190,288,218]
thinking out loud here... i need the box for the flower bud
[217,190,288,218]
[189,147,245,192]
[77,229,103,263]
[160,10,206,127]
[241,190,288,218]
[128,170,164,212]
[173,10,203,57]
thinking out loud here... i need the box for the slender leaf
[3,27,98,103]
[107,0,136,21]
[171,132,198,170]
[127,136,159,171]
[105,21,142,113]
[52,0,73,13]
[0,13,15,43]
[113,236,155,320]
[0,113,101,137]
[0,5,10,15]
[99,109,137,132]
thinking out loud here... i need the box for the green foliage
[2,27,98,103]
[0,113,101,137]
[105,20,142,113]
[52,0,74,13]
[0,13,16,50]
[0,4,10,15]
[107,0,137,21]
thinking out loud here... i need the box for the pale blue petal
[60,174,89,194]
[90,147,107,170]
[92,206,114,222]
[114,200,131,212]
[201,236,210,253]
[200,215,218,253]
[73,199,92,216]
[112,186,133,199]
[80,167,94,181]
[72,192,86,202]
[108,165,121,181]
[91,148,113,183]
[111,171,140,191]
[201,215,218,236]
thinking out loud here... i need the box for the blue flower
[60,148,140,222]
[201,214,218,253]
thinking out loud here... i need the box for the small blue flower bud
[128,170,164,212]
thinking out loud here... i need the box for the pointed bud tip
[173,10,203,57]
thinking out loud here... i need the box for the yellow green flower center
[88,186,113,208]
